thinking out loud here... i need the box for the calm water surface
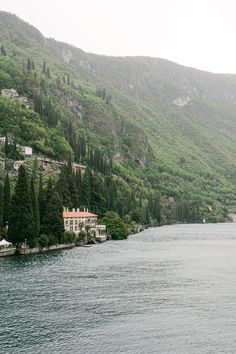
[1,223,236,353]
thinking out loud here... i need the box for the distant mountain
[0,10,235,222]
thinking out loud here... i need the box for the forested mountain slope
[0,10,236,222]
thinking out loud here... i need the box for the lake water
[1,223,236,353]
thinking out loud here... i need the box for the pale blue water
[1,223,236,353]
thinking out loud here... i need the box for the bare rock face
[172,96,191,107]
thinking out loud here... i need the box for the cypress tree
[68,173,78,208]
[106,176,117,211]
[1,45,7,56]
[43,191,64,243]
[90,174,107,215]
[27,57,32,73]
[57,166,71,207]
[43,60,46,74]
[4,134,9,157]
[30,176,40,239]
[3,173,10,228]
[38,173,45,224]
[75,170,83,205]
[82,168,92,208]
[79,134,86,161]
[8,166,35,244]
[0,182,3,235]
[39,177,54,233]
[46,67,50,78]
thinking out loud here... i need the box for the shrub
[48,234,58,246]
[28,238,38,248]
[101,211,128,240]
[78,231,86,241]
[38,234,49,247]
[63,231,76,244]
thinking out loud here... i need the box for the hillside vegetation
[0,11,236,224]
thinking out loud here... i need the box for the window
[70,226,73,231]
[70,220,73,225]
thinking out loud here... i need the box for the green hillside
[0,10,236,223]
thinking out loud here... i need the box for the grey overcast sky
[1,0,236,73]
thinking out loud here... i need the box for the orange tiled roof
[63,211,97,218]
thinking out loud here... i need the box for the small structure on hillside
[72,163,87,175]
[18,146,33,158]
[13,160,25,171]
[1,89,30,108]
[37,157,64,170]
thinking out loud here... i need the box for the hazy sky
[1,0,236,73]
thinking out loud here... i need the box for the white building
[19,146,33,157]
[13,160,25,171]
[63,209,106,239]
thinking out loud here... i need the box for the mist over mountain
[0,10,236,222]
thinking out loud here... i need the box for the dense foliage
[101,212,128,240]
[0,10,233,235]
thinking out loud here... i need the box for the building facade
[63,209,106,238]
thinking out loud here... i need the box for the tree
[30,176,40,239]
[42,60,46,74]
[5,137,21,160]
[45,177,54,206]
[26,57,32,73]
[101,211,128,240]
[3,173,10,228]
[75,170,82,205]
[105,176,117,211]
[46,67,50,79]
[0,182,3,235]
[68,173,78,208]
[1,45,7,56]
[42,191,64,244]
[8,165,35,244]
[82,168,92,208]
[90,174,107,215]
[38,173,45,224]
[57,166,71,207]
[78,134,86,161]
[4,134,9,157]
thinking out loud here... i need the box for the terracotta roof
[63,211,97,218]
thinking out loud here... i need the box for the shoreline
[0,235,109,258]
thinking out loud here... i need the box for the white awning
[0,239,12,246]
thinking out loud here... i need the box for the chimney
[77,208,80,212]
[72,208,75,212]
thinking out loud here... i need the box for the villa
[63,209,107,241]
